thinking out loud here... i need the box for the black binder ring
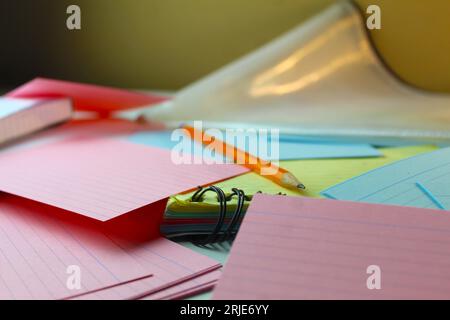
[191,186,227,245]
[221,188,245,242]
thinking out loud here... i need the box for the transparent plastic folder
[139,1,450,144]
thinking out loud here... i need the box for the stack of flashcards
[0,135,246,299]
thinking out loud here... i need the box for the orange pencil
[183,125,306,191]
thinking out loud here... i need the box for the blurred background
[1,0,450,92]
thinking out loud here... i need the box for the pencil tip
[297,183,306,190]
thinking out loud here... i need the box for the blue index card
[128,130,228,163]
[278,133,439,147]
[321,147,450,210]
[128,130,381,161]
[277,140,381,160]
[0,97,36,118]
[416,179,450,210]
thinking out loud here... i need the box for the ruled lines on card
[214,194,450,300]
[0,195,152,300]
[141,270,221,300]
[0,138,248,221]
[70,237,221,300]
[417,176,450,210]
[321,147,450,209]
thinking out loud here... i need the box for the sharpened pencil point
[297,183,306,190]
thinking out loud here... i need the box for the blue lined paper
[321,147,450,209]
[417,179,450,210]
[129,131,381,161]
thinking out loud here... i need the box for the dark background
[2,0,450,92]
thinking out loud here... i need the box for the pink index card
[0,194,153,300]
[2,118,156,156]
[214,194,450,300]
[7,77,168,114]
[141,270,221,300]
[0,138,248,221]
[71,237,221,300]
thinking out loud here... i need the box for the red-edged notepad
[7,78,168,115]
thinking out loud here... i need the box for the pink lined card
[0,194,153,300]
[71,238,221,300]
[2,118,154,155]
[141,271,220,300]
[0,138,248,221]
[141,270,221,300]
[7,77,168,114]
[214,194,450,300]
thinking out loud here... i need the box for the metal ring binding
[221,188,245,243]
[191,186,227,246]
[186,186,248,246]
[167,186,283,245]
